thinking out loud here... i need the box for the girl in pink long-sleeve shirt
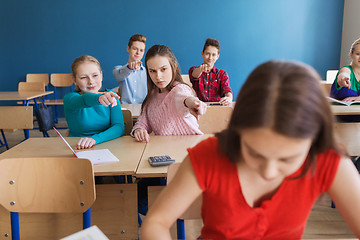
[131,45,207,142]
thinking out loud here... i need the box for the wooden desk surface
[0,91,53,101]
[331,105,360,115]
[135,134,213,177]
[0,136,146,176]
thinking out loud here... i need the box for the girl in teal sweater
[64,55,125,149]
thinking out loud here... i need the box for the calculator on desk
[148,155,175,167]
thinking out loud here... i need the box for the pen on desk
[53,127,78,158]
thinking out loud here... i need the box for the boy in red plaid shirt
[189,38,233,106]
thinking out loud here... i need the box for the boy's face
[127,41,146,62]
[201,46,219,68]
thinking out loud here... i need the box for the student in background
[113,34,147,104]
[330,38,360,101]
[131,44,207,143]
[141,60,360,239]
[131,44,207,215]
[189,38,233,106]
[64,55,125,150]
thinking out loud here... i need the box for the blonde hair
[350,38,360,55]
[71,55,102,91]
[71,55,101,78]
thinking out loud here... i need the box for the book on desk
[327,96,360,106]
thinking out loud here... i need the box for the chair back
[198,106,233,134]
[334,122,360,156]
[122,109,133,135]
[0,157,95,213]
[326,70,338,83]
[320,82,332,96]
[26,74,49,86]
[0,106,33,130]
[18,82,45,92]
[181,74,192,87]
[50,74,74,87]
[167,163,202,220]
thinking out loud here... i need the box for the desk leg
[22,100,31,140]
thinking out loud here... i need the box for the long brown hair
[141,45,190,111]
[216,60,339,176]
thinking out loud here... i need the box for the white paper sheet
[76,149,120,165]
[60,225,109,240]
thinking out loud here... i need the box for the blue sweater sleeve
[90,98,125,144]
[63,91,102,109]
[330,82,358,100]
[329,66,359,100]
[64,90,125,145]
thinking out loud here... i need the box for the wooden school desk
[0,90,54,138]
[136,134,213,178]
[0,90,53,103]
[0,136,145,239]
[331,105,360,115]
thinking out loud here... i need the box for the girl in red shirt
[141,60,360,239]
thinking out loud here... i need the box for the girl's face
[240,127,312,181]
[351,45,360,68]
[147,55,173,92]
[74,62,102,93]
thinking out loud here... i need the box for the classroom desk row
[124,103,360,118]
[0,134,212,239]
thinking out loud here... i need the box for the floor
[0,119,357,239]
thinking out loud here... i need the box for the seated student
[113,34,147,104]
[331,38,360,101]
[64,55,125,150]
[330,38,360,122]
[131,44,207,215]
[189,38,233,106]
[141,60,360,239]
[131,44,207,143]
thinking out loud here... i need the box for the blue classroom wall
[0,0,344,105]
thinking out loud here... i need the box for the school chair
[48,73,74,123]
[0,157,96,240]
[334,122,360,157]
[181,74,192,87]
[332,122,360,207]
[326,70,338,83]
[17,81,45,109]
[147,163,203,239]
[320,82,332,96]
[198,106,233,134]
[122,109,133,136]
[26,74,50,98]
[0,106,33,149]
[111,86,120,96]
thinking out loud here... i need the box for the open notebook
[53,127,119,165]
[327,96,360,106]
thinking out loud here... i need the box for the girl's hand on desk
[99,91,120,107]
[76,137,96,150]
[134,128,150,143]
[343,96,360,102]
[185,97,207,120]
